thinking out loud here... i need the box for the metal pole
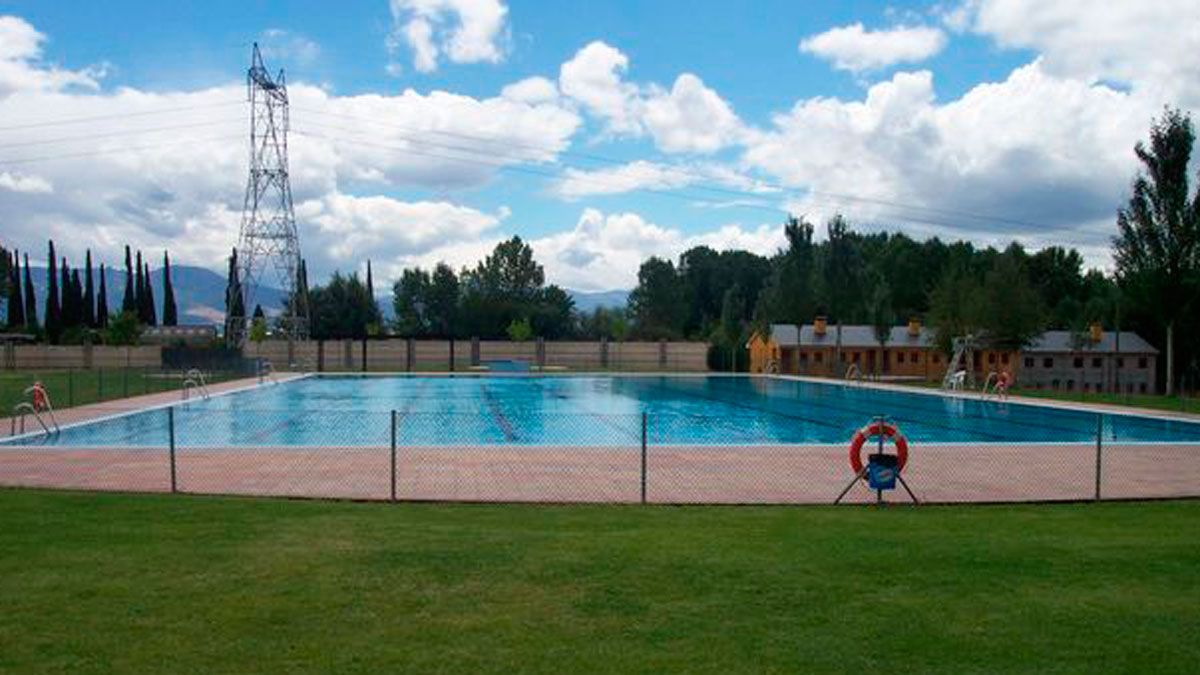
[123,367,129,398]
[390,410,397,502]
[68,369,74,407]
[168,406,177,493]
[876,414,884,505]
[1094,413,1103,501]
[640,412,648,504]
[98,367,103,401]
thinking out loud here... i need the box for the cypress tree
[134,250,145,323]
[22,253,37,330]
[97,264,109,329]
[70,269,84,331]
[161,251,177,326]
[45,241,61,342]
[224,248,244,342]
[121,245,135,314]
[143,261,157,326]
[83,250,95,328]
[6,249,23,329]
[59,259,76,330]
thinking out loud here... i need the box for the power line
[0,101,243,133]
[0,134,243,167]
[0,119,242,152]
[292,104,1057,231]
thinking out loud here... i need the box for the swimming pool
[7,375,1200,448]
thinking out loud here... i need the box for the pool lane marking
[480,381,518,442]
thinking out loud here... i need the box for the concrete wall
[244,338,710,372]
[4,344,161,370]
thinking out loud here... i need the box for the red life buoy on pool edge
[848,421,908,473]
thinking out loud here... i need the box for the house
[748,317,947,379]
[748,318,1158,394]
[1018,324,1157,394]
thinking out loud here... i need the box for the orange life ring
[31,383,48,412]
[848,421,908,474]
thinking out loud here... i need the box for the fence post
[168,406,177,493]
[123,367,129,398]
[640,412,648,504]
[68,369,74,407]
[98,367,104,401]
[390,409,398,502]
[1094,413,1103,501]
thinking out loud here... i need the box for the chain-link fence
[1,403,1198,504]
[0,366,259,413]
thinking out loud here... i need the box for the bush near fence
[245,338,709,372]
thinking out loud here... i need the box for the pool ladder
[9,385,60,437]
[181,369,211,401]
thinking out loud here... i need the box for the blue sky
[0,1,1196,293]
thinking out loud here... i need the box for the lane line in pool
[480,382,518,442]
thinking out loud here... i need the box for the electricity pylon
[230,42,307,347]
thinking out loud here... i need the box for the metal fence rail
[1,406,1198,504]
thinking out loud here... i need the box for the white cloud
[955,0,1200,107]
[396,208,785,291]
[558,41,642,134]
[554,160,776,200]
[743,62,1158,257]
[558,41,744,154]
[257,29,321,66]
[0,15,102,98]
[0,171,52,193]
[800,23,946,73]
[500,76,558,103]
[387,0,509,73]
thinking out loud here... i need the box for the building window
[1138,357,1148,369]
[988,353,996,365]
[814,352,823,364]
[1092,357,1101,368]
[1067,379,1075,390]
[852,352,860,363]
[1001,354,1009,365]
[1073,357,1084,368]
[1140,383,1147,394]
[1043,358,1053,368]
[1117,358,1125,368]
[897,352,905,364]
[932,354,940,364]
[1052,379,1060,390]
[799,352,808,363]
[1024,357,1034,368]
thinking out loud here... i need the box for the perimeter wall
[244,338,709,372]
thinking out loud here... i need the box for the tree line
[1,241,179,345]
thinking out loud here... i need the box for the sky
[0,0,1197,293]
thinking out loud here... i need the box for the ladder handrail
[10,401,57,437]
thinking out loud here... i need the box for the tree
[22,253,37,330]
[1114,107,1200,395]
[83,250,95,328]
[928,264,981,353]
[161,251,177,326]
[628,257,685,338]
[104,311,141,346]
[976,248,1045,350]
[96,264,109,329]
[224,248,244,343]
[392,268,432,337]
[817,215,863,371]
[142,261,157,326]
[308,272,376,339]
[506,317,533,342]
[866,268,894,375]
[45,240,61,343]
[755,216,817,329]
[6,248,24,329]
[122,246,135,315]
[250,305,268,344]
[427,263,460,338]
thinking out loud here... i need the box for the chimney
[1089,322,1103,344]
[814,316,827,337]
[908,317,921,337]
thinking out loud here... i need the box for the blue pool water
[7,375,1200,447]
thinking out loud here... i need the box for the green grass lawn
[1,490,1197,674]
[1008,387,1200,415]
[0,369,247,412]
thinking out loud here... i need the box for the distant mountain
[569,289,629,312]
[14,265,285,326]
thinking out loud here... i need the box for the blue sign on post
[867,453,899,490]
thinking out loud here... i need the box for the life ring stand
[848,420,908,474]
